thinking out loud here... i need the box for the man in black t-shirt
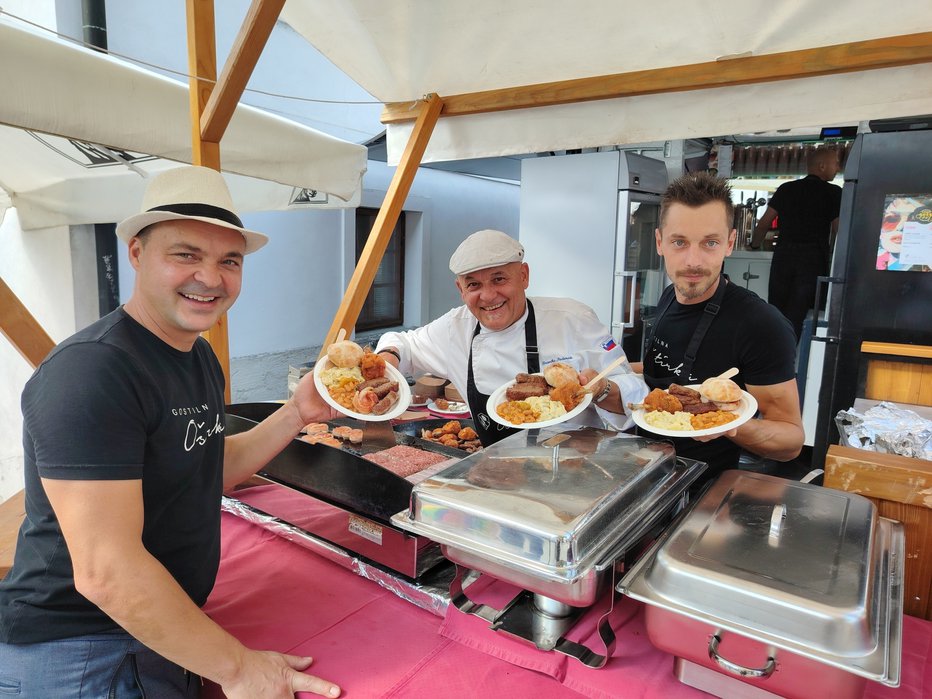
[638,173,804,484]
[751,148,842,341]
[0,167,343,699]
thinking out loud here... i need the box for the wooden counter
[0,489,25,578]
[825,445,932,619]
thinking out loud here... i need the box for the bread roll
[543,362,578,388]
[699,377,743,410]
[328,340,364,368]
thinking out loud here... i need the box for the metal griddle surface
[225,403,463,523]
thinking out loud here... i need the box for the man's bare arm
[43,478,340,698]
[729,378,804,461]
[222,370,338,489]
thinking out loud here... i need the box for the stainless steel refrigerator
[519,150,669,361]
[812,125,932,462]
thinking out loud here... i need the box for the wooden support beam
[186,0,221,168]
[201,0,285,143]
[320,94,444,357]
[382,32,932,123]
[186,0,230,402]
[0,276,55,369]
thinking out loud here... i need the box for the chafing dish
[619,470,904,698]
[392,426,706,666]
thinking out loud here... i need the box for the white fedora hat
[115,166,269,254]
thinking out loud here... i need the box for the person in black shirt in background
[635,172,804,486]
[750,147,842,341]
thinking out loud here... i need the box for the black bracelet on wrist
[379,348,401,361]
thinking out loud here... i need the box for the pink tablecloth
[203,511,931,699]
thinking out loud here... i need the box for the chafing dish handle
[708,633,776,678]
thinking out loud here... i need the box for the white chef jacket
[376,297,648,431]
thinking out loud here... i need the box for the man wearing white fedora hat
[0,166,342,698]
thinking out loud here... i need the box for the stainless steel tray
[619,470,904,685]
[392,427,706,588]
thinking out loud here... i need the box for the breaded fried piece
[643,387,683,413]
[360,347,387,380]
[441,420,462,435]
[550,381,582,411]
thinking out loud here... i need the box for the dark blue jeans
[0,630,200,698]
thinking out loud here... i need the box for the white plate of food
[630,379,758,438]
[313,341,411,422]
[427,398,470,417]
[486,367,594,429]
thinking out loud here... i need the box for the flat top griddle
[225,403,464,523]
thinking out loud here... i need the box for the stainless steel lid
[392,427,706,583]
[620,470,904,682]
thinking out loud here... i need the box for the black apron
[640,276,739,488]
[642,276,727,391]
[466,300,540,447]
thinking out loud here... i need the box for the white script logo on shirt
[183,412,225,451]
[649,337,698,382]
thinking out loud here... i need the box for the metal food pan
[392,427,706,601]
[619,470,904,691]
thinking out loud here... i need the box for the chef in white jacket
[375,229,648,447]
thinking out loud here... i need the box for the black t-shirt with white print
[0,307,226,643]
[642,282,796,480]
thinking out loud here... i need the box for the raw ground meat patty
[362,445,449,477]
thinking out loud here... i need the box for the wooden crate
[861,341,932,406]
[824,445,932,619]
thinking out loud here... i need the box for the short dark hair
[659,172,734,229]
[807,146,839,170]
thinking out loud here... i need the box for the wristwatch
[594,381,613,404]
[378,348,401,361]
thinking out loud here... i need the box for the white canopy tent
[0,16,368,231]
[280,0,932,165]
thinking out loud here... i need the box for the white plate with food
[486,367,594,430]
[313,341,411,422]
[427,399,470,417]
[631,379,758,438]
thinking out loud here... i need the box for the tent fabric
[0,17,367,230]
[280,0,932,164]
